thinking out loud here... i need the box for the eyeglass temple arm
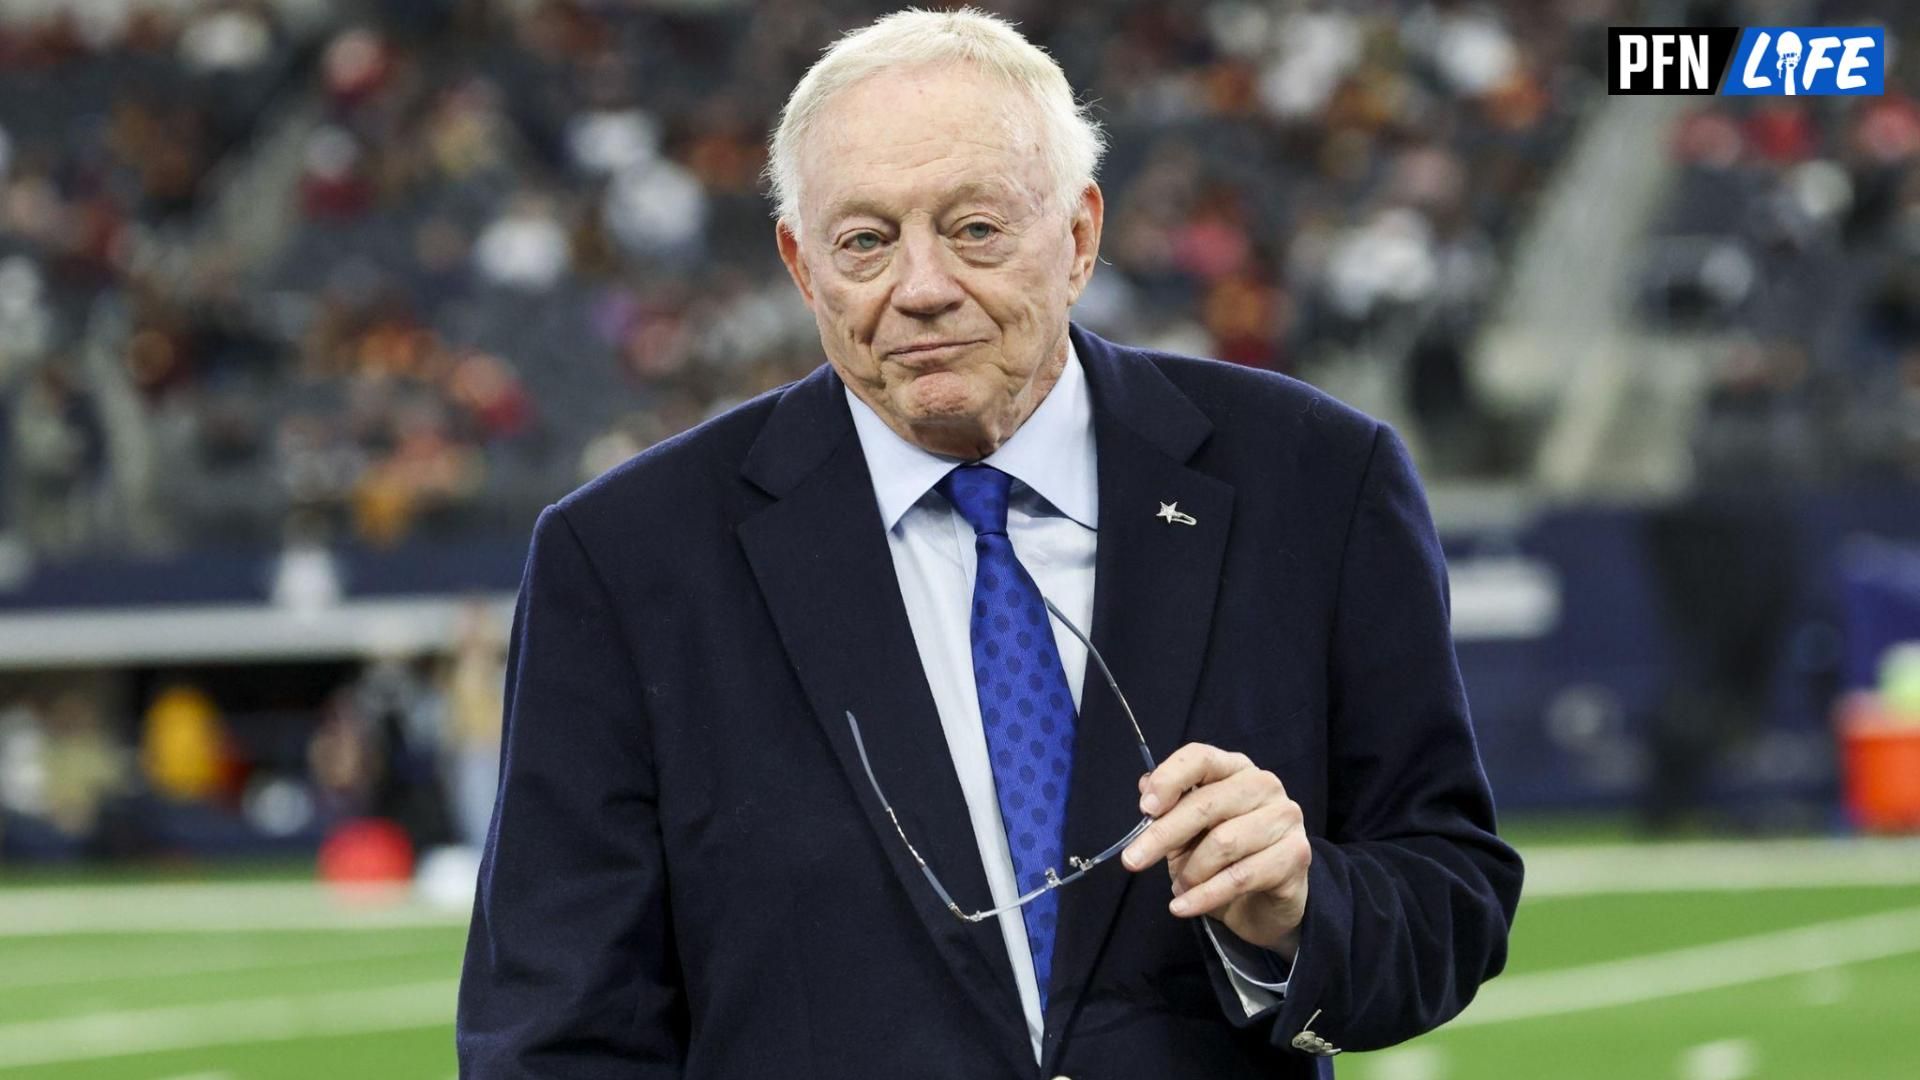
[1040,596,1157,774]
[844,710,975,921]
[843,601,1155,923]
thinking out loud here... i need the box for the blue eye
[962,222,997,240]
[847,232,882,252]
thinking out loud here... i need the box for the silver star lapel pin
[1156,501,1197,526]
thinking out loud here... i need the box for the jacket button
[1290,1031,1341,1056]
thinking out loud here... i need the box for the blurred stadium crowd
[0,601,505,859]
[1654,76,1920,488]
[3,0,1912,556]
[0,0,1595,558]
[0,0,1916,860]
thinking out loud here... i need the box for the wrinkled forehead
[796,64,1052,225]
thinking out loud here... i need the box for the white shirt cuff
[1202,915,1290,1017]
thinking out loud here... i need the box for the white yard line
[1519,837,1920,898]
[0,978,459,1069]
[7,906,1919,1065]
[0,936,450,991]
[1452,904,1920,1028]
[0,881,469,936]
[1,838,1914,937]
[0,856,1911,1063]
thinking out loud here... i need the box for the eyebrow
[820,179,1027,230]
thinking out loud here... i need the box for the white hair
[764,7,1106,236]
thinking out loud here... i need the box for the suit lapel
[1041,325,1235,1071]
[735,364,1031,1072]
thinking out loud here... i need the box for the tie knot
[937,463,1012,536]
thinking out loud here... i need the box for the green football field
[3,830,1918,1079]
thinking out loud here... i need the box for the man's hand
[1120,743,1310,960]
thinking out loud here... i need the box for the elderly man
[457,9,1521,1079]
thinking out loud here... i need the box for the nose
[890,225,965,317]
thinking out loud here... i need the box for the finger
[1122,766,1270,871]
[1161,828,1205,886]
[1167,835,1307,919]
[1139,743,1255,816]
[1171,799,1298,893]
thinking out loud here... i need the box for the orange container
[1839,694,1920,832]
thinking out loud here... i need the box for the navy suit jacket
[457,323,1523,1078]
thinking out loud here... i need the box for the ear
[1066,182,1105,306]
[776,218,816,307]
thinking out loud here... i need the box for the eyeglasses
[844,595,1157,924]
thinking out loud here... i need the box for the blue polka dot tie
[936,462,1076,1010]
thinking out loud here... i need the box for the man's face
[776,63,1103,459]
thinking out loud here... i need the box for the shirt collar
[845,337,1098,532]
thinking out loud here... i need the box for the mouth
[886,339,985,365]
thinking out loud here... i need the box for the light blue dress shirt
[844,339,1289,1064]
